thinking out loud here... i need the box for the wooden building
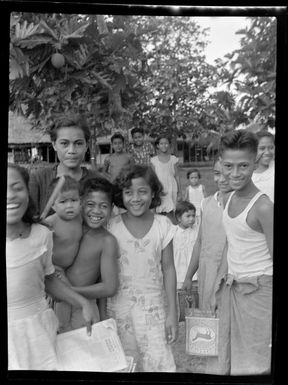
[8,112,56,163]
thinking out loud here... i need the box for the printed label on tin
[185,316,219,356]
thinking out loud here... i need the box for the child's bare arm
[257,198,274,258]
[202,184,207,198]
[162,241,178,344]
[72,234,119,299]
[45,274,97,335]
[41,214,55,230]
[103,156,110,174]
[182,224,202,290]
[174,163,181,199]
[183,186,188,202]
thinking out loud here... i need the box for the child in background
[218,129,273,375]
[103,132,132,182]
[63,177,119,331]
[6,164,96,370]
[128,127,155,165]
[184,169,206,225]
[107,165,178,372]
[151,135,181,224]
[173,201,198,289]
[252,130,275,202]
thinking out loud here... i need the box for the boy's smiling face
[82,190,112,229]
[221,149,256,191]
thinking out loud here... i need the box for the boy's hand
[81,299,97,336]
[165,312,178,344]
[182,278,192,292]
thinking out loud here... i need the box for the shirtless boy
[62,177,119,331]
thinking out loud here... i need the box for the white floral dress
[151,155,178,213]
[173,225,198,288]
[6,224,59,370]
[107,214,177,372]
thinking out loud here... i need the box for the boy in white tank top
[216,129,273,375]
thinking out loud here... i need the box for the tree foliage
[9,14,276,162]
[9,13,145,134]
[217,17,276,128]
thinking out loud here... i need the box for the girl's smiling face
[122,177,153,217]
[7,167,29,225]
[257,136,275,167]
[157,138,170,153]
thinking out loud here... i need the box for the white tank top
[222,191,273,278]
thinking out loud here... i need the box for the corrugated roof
[8,112,51,144]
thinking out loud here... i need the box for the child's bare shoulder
[255,194,274,215]
[102,228,118,245]
[42,213,57,228]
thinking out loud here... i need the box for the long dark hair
[7,163,38,224]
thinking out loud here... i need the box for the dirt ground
[172,321,207,373]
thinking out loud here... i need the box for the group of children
[6,114,274,374]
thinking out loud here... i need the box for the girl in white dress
[184,169,207,226]
[151,136,181,223]
[252,131,275,202]
[173,201,198,289]
[6,164,97,370]
[107,164,178,372]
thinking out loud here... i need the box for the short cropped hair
[131,127,144,137]
[49,113,91,142]
[220,129,258,155]
[8,163,38,224]
[80,176,114,204]
[48,175,80,199]
[175,201,196,219]
[187,168,201,179]
[111,132,125,143]
[113,164,164,209]
[256,130,275,143]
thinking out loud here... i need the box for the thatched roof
[8,112,51,145]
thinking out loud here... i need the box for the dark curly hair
[154,135,171,148]
[187,168,201,179]
[256,130,275,143]
[7,163,38,224]
[175,200,196,220]
[113,165,165,209]
[80,176,114,204]
[111,132,125,144]
[131,127,144,137]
